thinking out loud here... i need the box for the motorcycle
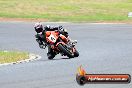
[45,30,79,60]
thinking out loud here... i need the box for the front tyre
[74,49,79,57]
[58,44,74,58]
[47,53,55,60]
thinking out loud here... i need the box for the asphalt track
[0,22,132,88]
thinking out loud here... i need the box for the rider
[34,22,72,59]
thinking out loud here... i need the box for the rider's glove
[35,34,40,38]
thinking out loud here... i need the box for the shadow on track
[37,57,71,62]
[53,57,70,60]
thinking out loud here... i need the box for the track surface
[0,22,132,88]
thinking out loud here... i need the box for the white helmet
[34,22,43,33]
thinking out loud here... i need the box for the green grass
[0,51,29,64]
[0,0,132,22]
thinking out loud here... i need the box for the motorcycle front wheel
[74,49,79,57]
[58,44,74,58]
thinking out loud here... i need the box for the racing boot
[47,46,55,60]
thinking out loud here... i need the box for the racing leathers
[35,26,69,58]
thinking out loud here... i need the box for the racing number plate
[48,34,57,43]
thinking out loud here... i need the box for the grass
[0,51,29,64]
[0,0,132,22]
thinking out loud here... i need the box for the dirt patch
[0,17,132,24]
[94,21,132,24]
[0,17,48,22]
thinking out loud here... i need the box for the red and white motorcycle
[45,30,79,59]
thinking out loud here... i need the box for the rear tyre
[58,44,74,58]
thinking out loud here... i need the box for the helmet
[34,22,43,33]
[44,25,51,31]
